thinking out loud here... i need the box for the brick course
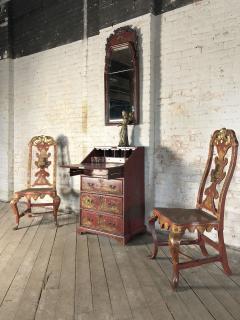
[12,14,152,216]
[153,0,240,246]
[1,0,240,246]
[0,59,14,200]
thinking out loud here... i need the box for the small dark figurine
[118,111,133,147]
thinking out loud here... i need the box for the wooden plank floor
[1,202,240,320]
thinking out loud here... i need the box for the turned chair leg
[148,216,159,259]
[198,231,208,257]
[10,197,21,230]
[53,195,61,227]
[26,199,32,217]
[169,230,184,289]
[218,230,232,275]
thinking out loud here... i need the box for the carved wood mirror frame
[104,26,139,125]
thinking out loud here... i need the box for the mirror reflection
[108,45,134,122]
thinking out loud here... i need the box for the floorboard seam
[33,223,58,320]
[109,239,134,320]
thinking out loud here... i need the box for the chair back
[27,135,57,189]
[197,128,238,225]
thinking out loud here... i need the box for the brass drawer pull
[110,185,117,190]
[88,182,95,187]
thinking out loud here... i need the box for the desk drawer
[81,210,123,235]
[80,192,123,215]
[81,210,97,228]
[81,177,123,195]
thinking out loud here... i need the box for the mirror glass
[105,27,139,125]
[108,45,134,122]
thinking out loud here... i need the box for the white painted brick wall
[2,0,240,247]
[0,59,13,201]
[0,60,9,200]
[154,0,240,247]
[13,14,153,215]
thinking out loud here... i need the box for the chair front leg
[53,195,61,226]
[10,195,21,230]
[148,215,158,259]
[26,198,32,217]
[169,229,184,290]
[218,230,232,275]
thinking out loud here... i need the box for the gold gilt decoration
[82,196,94,209]
[213,128,232,163]
[82,217,93,227]
[28,135,57,188]
[28,193,49,201]
[32,147,52,186]
[30,135,56,147]
[100,198,120,214]
[201,128,233,218]
[214,128,231,146]
[98,215,118,234]
[201,183,218,215]
[155,215,215,234]
[10,135,60,230]
[148,129,238,289]
[35,149,51,170]
[210,157,227,183]
[32,150,52,187]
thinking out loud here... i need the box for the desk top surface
[61,162,124,169]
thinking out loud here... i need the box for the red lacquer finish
[81,176,123,195]
[149,128,238,289]
[81,192,123,215]
[63,146,145,244]
[10,135,61,230]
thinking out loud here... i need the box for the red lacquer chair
[149,128,238,289]
[10,135,61,230]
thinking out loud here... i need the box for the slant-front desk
[63,146,145,244]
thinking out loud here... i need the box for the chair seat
[16,188,56,196]
[153,207,218,227]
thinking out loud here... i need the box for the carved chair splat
[10,135,61,230]
[149,128,238,289]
